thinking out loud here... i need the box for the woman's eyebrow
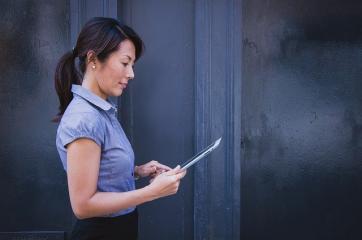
[122,55,134,61]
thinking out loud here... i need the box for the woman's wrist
[142,184,158,201]
[134,165,141,180]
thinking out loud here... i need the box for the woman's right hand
[147,165,187,199]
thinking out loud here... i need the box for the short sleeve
[57,112,105,148]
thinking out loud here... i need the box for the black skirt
[70,209,138,240]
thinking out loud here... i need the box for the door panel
[119,1,195,239]
[0,0,73,234]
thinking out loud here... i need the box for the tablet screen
[180,137,222,170]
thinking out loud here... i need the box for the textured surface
[242,0,362,239]
[0,0,73,234]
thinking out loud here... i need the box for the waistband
[77,208,138,224]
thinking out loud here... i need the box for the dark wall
[242,0,362,239]
[0,0,73,234]
[119,1,195,239]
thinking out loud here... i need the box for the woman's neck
[82,73,107,100]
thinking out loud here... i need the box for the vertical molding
[231,0,242,239]
[117,0,135,145]
[70,0,117,47]
[194,0,212,239]
[225,0,235,238]
[70,0,80,47]
[103,0,118,19]
[195,0,241,239]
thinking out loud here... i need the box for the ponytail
[53,50,81,122]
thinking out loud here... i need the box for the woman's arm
[67,138,185,219]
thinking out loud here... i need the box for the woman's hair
[53,17,144,122]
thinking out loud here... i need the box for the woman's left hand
[135,160,171,178]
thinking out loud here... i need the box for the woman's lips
[119,83,127,89]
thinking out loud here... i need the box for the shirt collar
[71,84,117,112]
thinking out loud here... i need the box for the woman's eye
[122,63,135,69]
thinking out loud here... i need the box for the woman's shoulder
[57,97,106,147]
[59,97,105,130]
[65,96,102,116]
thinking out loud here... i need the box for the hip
[70,209,138,240]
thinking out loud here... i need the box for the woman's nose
[127,67,134,80]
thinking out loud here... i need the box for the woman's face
[95,39,136,98]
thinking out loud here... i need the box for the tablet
[180,137,222,170]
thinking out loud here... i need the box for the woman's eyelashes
[122,62,135,69]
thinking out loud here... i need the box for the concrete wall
[242,0,362,239]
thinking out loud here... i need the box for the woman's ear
[86,50,97,65]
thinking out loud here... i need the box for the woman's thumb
[166,165,180,176]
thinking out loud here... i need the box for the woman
[54,17,186,239]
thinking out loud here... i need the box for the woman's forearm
[73,186,156,219]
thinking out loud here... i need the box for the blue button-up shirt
[56,84,135,217]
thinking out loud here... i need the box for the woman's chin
[111,88,123,97]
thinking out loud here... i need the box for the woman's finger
[175,170,187,180]
[153,162,172,171]
[165,165,180,176]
